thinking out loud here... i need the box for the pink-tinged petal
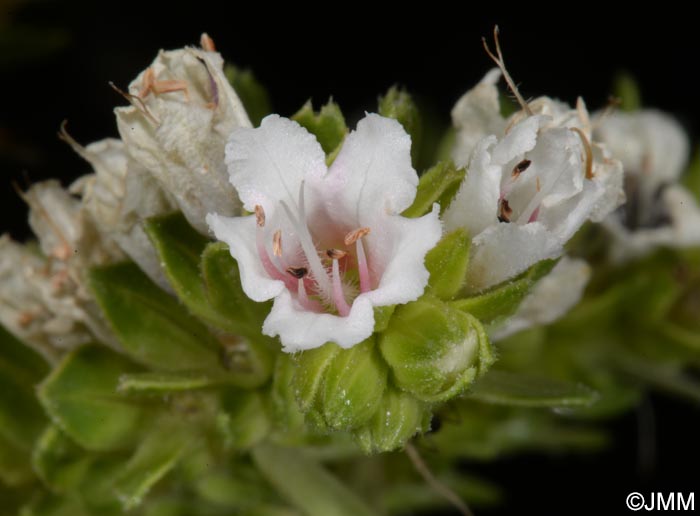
[365,204,442,306]
[443,136,501,236]
[467,222,563,290]
[224,115,327,215]
[206,213,285,302]
[326,114,416,222]
[263,290,375,352]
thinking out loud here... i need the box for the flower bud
[379,295,494,402]
[354,387,430,454]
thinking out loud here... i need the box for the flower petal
[325,113,416,221]
[263,290,375,352]
[206,213,285,302]
[224,115,327,216]
[467,222,563,290]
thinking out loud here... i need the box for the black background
[1,2,699,514]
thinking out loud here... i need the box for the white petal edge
[206,213,285,302]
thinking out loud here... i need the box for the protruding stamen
[326,249,347,260]
[286,266,308,279]
[512,159,531,178]
[254,205,265,227]
[273,230,282,257]
[536,176,541,192]
[356,238,371,293]
[571,127,594,180]
[330,256,351,317]
[498,198,513,223]
[200,33,216,51]
[344,227,371,245]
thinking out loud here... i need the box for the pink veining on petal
[528,206,540,223]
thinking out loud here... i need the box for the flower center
[253,184,372,316]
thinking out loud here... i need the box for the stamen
[330,256,351,317]
[571,127,594,180]
[255,205,266,227]
[512,159,531,178]
[344,227,371,245]
[536,176,541,192]
[200,33,216,51]
[498,198,513,223]
[356,238,371,293]
[272,230,282,257]
[286,266,308,279]
[326,248,347,260]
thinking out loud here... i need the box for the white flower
[115,36,252,233]
[490,257,591,341]
[66,135,176,289]
[445,71,624,290]
[594,109,700,261]
[207,114,442,352]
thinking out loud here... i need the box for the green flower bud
[291,338,387,431]
[354,387,430,454]
[379,295,494,402]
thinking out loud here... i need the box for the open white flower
[207,114,441,352]
[594,109,700,261]
[115,35,251,233]
[490,257,591,341]
[445,71,624,290]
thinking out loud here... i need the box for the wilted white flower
[207,114,442,352]
[115,35,252,233]
[445,70,624,290]
[594,109,700,261]
[66,135,176,289]
[490,257,591,340]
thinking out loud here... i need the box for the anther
[200,33,216,51]
[498,198,513,223]
[512,159,531,178]
[344,227,371,246]
[326,249,348,260]
[286,266,308,279]
[254,205,265,227]
[272,230,282,257]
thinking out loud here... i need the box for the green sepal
[401,161,465,218]
[378,86,422,166]
[89,261,222,372]
[424,229,470,300]
[469,370,599,408]
[373,305,396,332]
[113,425,191,510]
[320,338,388,431]
[217,388,270,449]
[0,324,49,450]
[270,354,306,433]
[251,443,378,516]
[354,387,429,454]
[224,64,272,127]
[37,345,146,451]
[682,146,700,203]
[451,259,558,324]
[380,295,494,402]
[194,465,276,510]
[292,343,340,414]
[613,71,641,112]
[292,100,347,158]
[32,425,94,492]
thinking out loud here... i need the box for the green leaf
[401,161,465,218]
[380,295,494,402]
[224,64,272,127]
[89,261,222,372]
[0,325,48,450]
[469,370,599,408]
[0,432,34,486]
[682,146,700,203]
[37,345,146,451]
[114,426,189,510]
[118,372,222,394]
[252,443,377,516]
[425,229,470,300]
[613,71,641,112]
[292,100,347,157]
[378,86,422,166]
[217,388,270,449]
[451,259,558,323]
[195,466,275,509]
[33,425,93,492]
